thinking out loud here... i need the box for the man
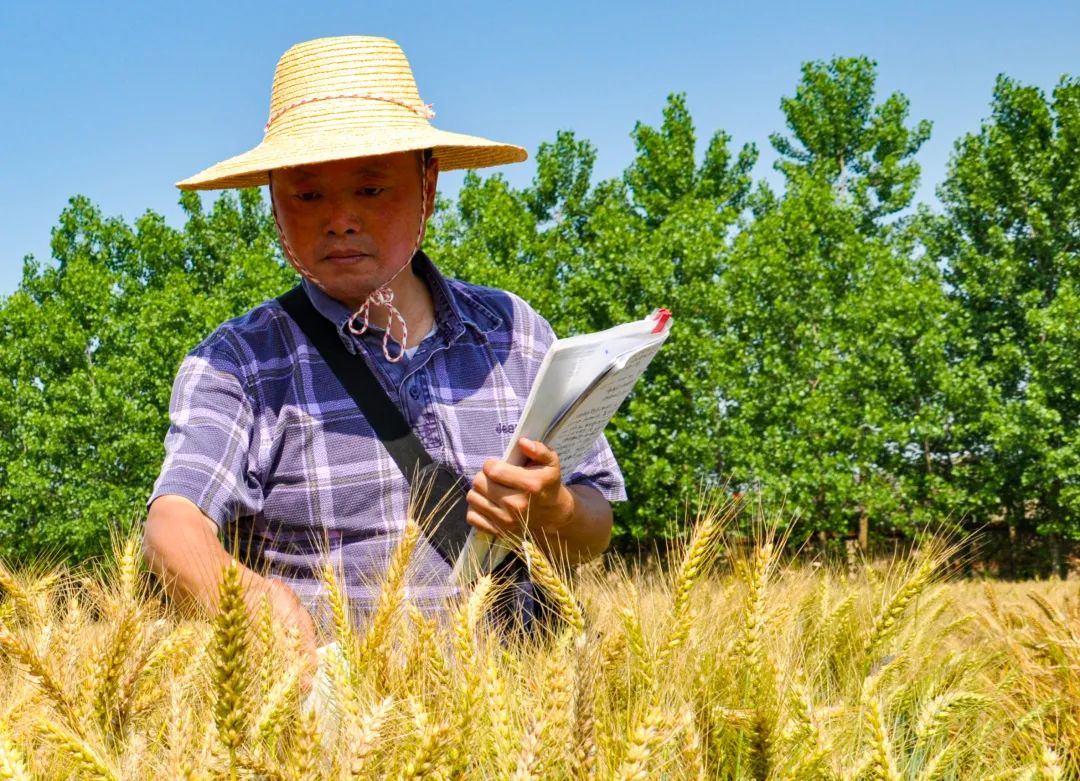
[142,36,625,688]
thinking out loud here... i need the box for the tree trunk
[1049,533,1064,580]
[1006,522,1017,580]
[858,509,869,554]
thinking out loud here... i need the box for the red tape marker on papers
[650,308,672,333]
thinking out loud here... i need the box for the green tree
[711,57,959,547]
[770,56,932,229]
[0,191,290,562]
[933,75,1080,572]
[713,171,960,546]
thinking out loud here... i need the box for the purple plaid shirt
[149,253,625,624]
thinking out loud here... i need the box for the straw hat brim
[176,126,527,191]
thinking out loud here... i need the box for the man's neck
[362,264,436,348]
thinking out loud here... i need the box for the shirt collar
[299,251,503,349]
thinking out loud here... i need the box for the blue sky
[2,1,1077,295]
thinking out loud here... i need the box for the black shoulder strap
[276,285,469,562]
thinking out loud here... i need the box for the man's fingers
[471,469,529,504]
[467,488,521,529]
[481,459,555,494]
[466,510,502,537]
[518,437,559,467]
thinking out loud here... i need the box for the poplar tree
[933,75,1080,573]
[714,57,953,546]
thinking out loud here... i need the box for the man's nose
[325,202,363,235]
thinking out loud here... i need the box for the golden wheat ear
[615,705,669,781]
[441,574,495,777]
[34,716,120,781]
[108,524,147,609]
[317,556,365,698]
[210,560,252,775]
[0,718,33,781]
[0,620,74,717]
[519,536,585,636]
[659,493,737,667]
[359,517,421,693]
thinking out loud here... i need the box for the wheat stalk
[360,518,421,686]
[0,564,39,625]
[34,717,118,781]
[511,714,545,781]
[538,638,575,777]
[0,721,31,781]
[864,554,936,658]
[344,695,394,780]
[738,541,775,679]
[521,537,584,634]
[115,532,143,608]
[211,560,250,778]
[164,680,195,780]
[484,652,517,776]
[320,559,356,661]
[572,632,598,781]
[88,604,140,739]
[777,667,833,781]
[863,697,901,781]
[257,592,278,698]
[677,707,707,781]
[285,706,321,781]
[915,691,992,741]
[253,661,301,752]
[658,502,728,667]
[0,621,73,716]
[236,750,287,781]
[618,583,654,693]
[396,698,450,781]
[446,574,494,776]
[914,741,964,781]
[614,705,667,781]
[404,602,449,693]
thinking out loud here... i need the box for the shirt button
[408,383,421,401]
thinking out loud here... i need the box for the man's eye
[295,192,320,202]
[358,187,385,197]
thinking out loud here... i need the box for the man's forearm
[142,496,267,615]
[535,485,613,565]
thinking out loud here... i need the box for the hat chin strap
[269,160,429,363]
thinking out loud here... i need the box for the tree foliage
[771,56,932,227]
[0,191,289,561]
[2,58,1078,562]
[932,76,1080,551]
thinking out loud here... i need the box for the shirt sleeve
[565,436,627,502]
[147,337,263,531]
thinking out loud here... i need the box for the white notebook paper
[451,308,673,585]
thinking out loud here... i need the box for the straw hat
[177,36,527,190]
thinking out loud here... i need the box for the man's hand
[144,496,320,693]
[466,437,575,540]
[245,576,319,696]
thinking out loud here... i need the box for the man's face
[270,151,439,308]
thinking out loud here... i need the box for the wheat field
[0,501,1077,780]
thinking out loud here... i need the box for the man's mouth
[323,251,373,265]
